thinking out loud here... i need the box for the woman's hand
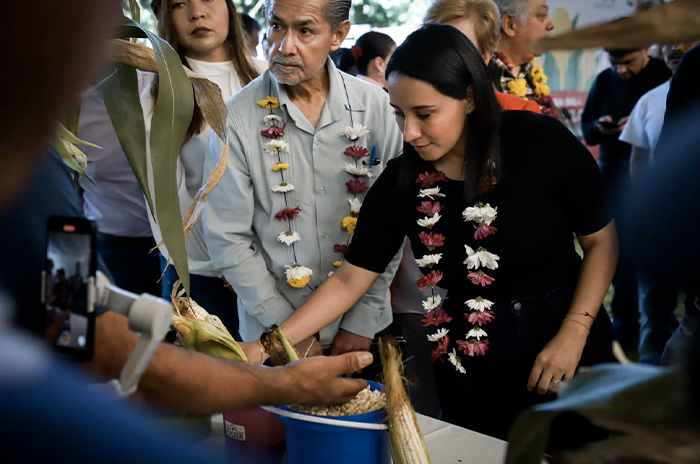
[527,323,588,395]
[240,341,267,365]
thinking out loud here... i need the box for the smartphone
[598,120,619,129]
[42,216,97,362]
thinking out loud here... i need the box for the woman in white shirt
[143,0,267,338]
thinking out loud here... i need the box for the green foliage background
[133,0,431,33]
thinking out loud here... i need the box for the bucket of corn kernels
[264,380,390,464]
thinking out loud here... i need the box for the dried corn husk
[170,281,247,363]
[380,337,432,464]
[260,324,300,365]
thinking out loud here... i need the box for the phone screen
[43,216,96,361]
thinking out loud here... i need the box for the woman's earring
[378,71,384,77]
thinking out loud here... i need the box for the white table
[203,411,507,464]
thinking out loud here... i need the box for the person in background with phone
[581,47,671,358]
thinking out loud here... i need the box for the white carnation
[465,297,494,312]
[277,231,300,246]
[272,183,295,193]
[264,139,290,154]
[417,213,441,229]
[285,264,313,281]
[343,162,372,178]
[422,294,442,311]
[448,349,466,374]
[342,123,370,140]
[418,187,446,200]
[427,328,449,342]
[462,203,498,225]
[415,253,442,268]
[263,114,284,127]
[349,198,362,214]
[463,245,500,270]
[466,327,487,340]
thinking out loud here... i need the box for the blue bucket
[265,380,390,464]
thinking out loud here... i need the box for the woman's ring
[551,379,561,384]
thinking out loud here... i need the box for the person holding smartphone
[581,47,671,357]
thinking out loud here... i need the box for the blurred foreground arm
[86,311,372,413]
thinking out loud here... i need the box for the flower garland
[495,53,550,99]
[415,171,500,374]
[257,78,373,289]
[335,122,372,275]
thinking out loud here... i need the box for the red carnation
[344,145,370,160]
[416,201,443,216]
[467,271,495,286]
[333,244,350,255]
[421,309,453,327]
[457,339,490,357]
[347,179,369,194]
[416,171,447,188]
[416,270,443,291]
[274,206,301,221]
[430,336,449,363]
[419,231,445,250]
[261,125,286,139]
[466,310,495,326]
[473,224,497,240]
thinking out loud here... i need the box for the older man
[490,0,564,119]
[203,0,403,359]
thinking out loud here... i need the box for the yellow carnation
[341,216,357,235]
[273,162,290,172]
[257,96,280,109]
[507,78,527,98]
[531,66,544,77]
[535,84,550,97]
[287,276,311,289]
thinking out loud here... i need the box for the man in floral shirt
[489,0,565,121]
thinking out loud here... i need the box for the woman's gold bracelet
[567,311,596,321]
[256,339,266,366]
[562,318,591,333]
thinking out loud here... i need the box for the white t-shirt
[619,80,671,164]
[141,57,267,276]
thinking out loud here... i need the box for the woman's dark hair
[354,31,396,76]
[330,48,357,75]
[151,0,260,142]
[386,23,501,203]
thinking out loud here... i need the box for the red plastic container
[222,406,286,464]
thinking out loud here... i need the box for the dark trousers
[600,163,639,349]
[638,267,679,364]
[97,233,162,297]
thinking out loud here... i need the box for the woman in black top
[256,24,618,440]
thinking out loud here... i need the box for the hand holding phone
[42,216,97,362]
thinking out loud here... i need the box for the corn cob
[259,324,300,365]
[380,337,432,464]
[170,281,248,363]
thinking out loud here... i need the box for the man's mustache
[273,57,303,67]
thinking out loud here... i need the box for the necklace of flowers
[257,75,373,290]
[414,171,500,374]
[495,53,550,99]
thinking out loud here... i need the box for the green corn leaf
[102,61,154,219]
[104,18,194,296]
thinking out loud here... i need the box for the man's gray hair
[325,0,351,30]
[265,0,351,31]
[493,0,530,25]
